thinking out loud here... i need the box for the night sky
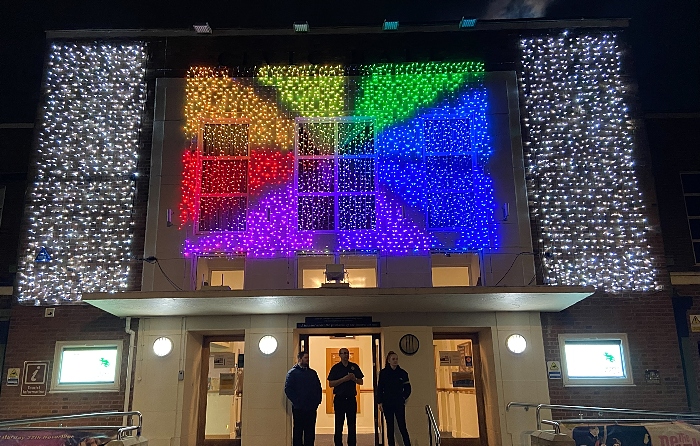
[1,0,698,124]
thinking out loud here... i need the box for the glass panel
[338,158,375,192]
[206,341,245,440]
[199,197,247,231]
[298,122,335,156]
[338,121,374,155]
[432,266,470,286]
[201,160,248,194]
[433,339,479,439]
[681,173,700,194]
[338,195,376,230]
[426,155,473,191]
[203,124,248,156]
[210,270,244,290]
[298,159,335,193]
[298,196,335,230]
[345,268,376,287]
[689,219,700,239]
[685,196,700,217]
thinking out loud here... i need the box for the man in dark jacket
[285,350,323,446]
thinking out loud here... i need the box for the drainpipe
[124,317,136,428]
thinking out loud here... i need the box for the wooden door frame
[198,335,245,446]
[433,333,488,446]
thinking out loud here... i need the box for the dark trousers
[292,408,317,446]
[383,404,411,446]
[333,395,357,446]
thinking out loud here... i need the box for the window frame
[558,333,634,387]
[294,117,377,232]
[196,121,251,234]
[681,172,700,265]
[51,340,123,393]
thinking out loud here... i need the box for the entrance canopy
[83,286,593,317]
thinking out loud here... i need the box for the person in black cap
[327,348,364,446]
[376,351,412,446]
[285,350,322,446]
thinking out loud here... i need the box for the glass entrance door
[198,336,245,446]
[299,333,383,446]
[433,334,487,446]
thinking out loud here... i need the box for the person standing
[327,348,364,446]
[376,351,411,446]
[285,351,323,446]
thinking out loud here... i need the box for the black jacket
[375,365,411,407]
[285,364,322,411]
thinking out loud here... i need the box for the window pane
[690,219,700,239]
[338,158,375,192]
[685,196,700,217]
[564,341,625,378]
[338,195,376,230]
[59,347,118,384]
[199,197,247,231]
[338,122,374,155]
[298,122,335,155]
[210,270,244,289]
[201,160,248,194]
[298,196,335,230]
[203,124,248,156]
[433,266,470,286]
[298,159,334,193]
[681,173,700,194]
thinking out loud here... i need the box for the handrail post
[536,405,542,430]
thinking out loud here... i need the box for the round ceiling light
[258,335,278,355]
[153,337,173,357]
[506,334,527,354]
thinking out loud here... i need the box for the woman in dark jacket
[376,351,412,446]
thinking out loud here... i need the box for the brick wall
[541,292,688,412]
[0,304,137,421]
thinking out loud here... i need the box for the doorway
[433,334,487,446]
[198,336,245,446]
[300,333,384,446]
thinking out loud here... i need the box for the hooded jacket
[284,364,322,411]
[375,365,411,407]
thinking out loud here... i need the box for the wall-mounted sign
[690,315,700,333]
[213,353,236,369]
[21,361,48,396]
[6,368,20,386]
[547,361,562,379]
[297,316,380,328]
[219,373,236,395]
[439,351,462,366]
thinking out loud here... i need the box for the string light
[519,33,657,292]
[181,62,498,257]
[17,43,147,304]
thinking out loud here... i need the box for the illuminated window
[559,334,633,386]
[431,253,480,286]
[681,172,700,264]
[196,256,245,289]
[198,123,249,232]
[298,254,377,288]
[296,118,376,231]
[51,341,122,392]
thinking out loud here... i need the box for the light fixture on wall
[153,337,174,357]
[506,334,527,354]
[259,335,278,355]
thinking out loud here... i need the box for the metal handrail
[507,402,700,430]
[426,405,441,446]
[0,411,143,439]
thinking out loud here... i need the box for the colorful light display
[17,43,147,304]
[182,62,498,257]
[519,33,657,292]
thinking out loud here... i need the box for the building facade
[0,19,697,446]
